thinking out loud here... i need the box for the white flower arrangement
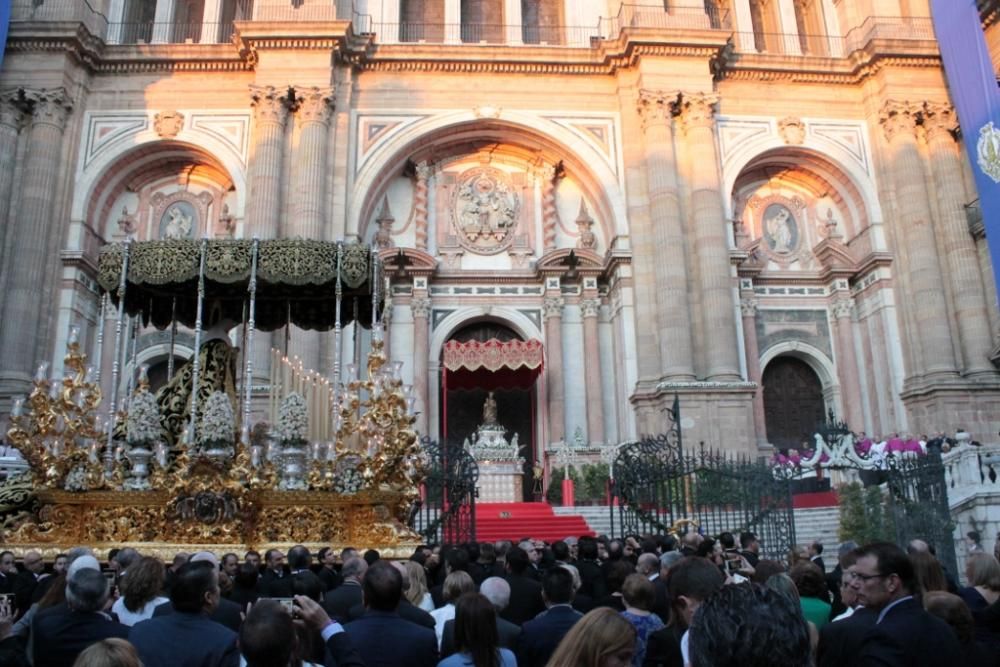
[199,391,236,449]
[274,392,308,446]
[127,390,162,447]
[333,468,364,494]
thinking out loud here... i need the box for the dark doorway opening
[762,355,825,451]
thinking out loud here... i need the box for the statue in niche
[763,204,796,254]
[161,201,196,239]
[482,391,498,425]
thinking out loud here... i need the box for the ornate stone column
[411,295,430,436]
[0,89,71,390]
[541,163,560,253]
[581,296,605,444]
[678,93,741,380]
[543,294,565,444]
[0,93,25,279]
[414,161,430,251]
[831,297,864,429]
[638,90,695,381]
[923,103,995,375]
[289,86,333,240]
[880,101,957,378]
[740,296,768,447]
[247,85,291,239]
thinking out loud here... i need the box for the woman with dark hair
[910,551,948,595]
[230,561,260,609]
[112,556,168,626]
[923,591,994,666]
[788,562,830,629]
[437,592,516,667]
[596,560,634,611]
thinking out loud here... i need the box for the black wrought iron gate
[410,437,479,545]
[610,397,796,561]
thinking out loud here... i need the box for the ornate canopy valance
[442,338,544,390]
[97,239,381,331]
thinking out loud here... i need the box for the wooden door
[762,356,825,451]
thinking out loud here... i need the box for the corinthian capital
[25,88,72,130]
[831,297,855,320]
[250,85,292,125]
[740,298,758,318]
[879,100,920,143]
[922,101,958,143]
[294,86,335,125]
[0,90,26,130]
[581,297,601,318]
[637,90,678,131]
[414,160,432,181]
[542,296,565,320]
[410,296,431,319]
[677,92,720,132]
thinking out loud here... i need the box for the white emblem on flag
[977,122,1000,183]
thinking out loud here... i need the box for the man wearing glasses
[848,542,962,665]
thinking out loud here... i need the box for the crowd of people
[0,529,998,667]
[771,429,981,470]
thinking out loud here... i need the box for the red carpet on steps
[476,503,595,542]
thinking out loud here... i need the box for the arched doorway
[440,321,540,501]
[762,356,825,451]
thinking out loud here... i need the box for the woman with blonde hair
[960,552,1000,610]
[546,607,637,667]
[405,560,434,612]
[431,571,476,649]
[72,638,143,667]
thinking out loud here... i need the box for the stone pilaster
[411,295,430,436]
[289,86,334,240]
[414,161,431,251]
[678,92,741,380]
[246,85,291,239]
[880,101,957,379]
[740,296,769,447]
[543,295,565,443]
[0,89,71,392]
[581,296,604,445]
[923,103,995,375]
[831,296,864,430]
[0,92,25,289]
[638,90,695,381]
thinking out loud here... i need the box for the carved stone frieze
[153,110,185,139]
[249,85,292,125]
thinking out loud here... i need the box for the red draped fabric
[442,338,544,389]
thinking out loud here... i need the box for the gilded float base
[1,488,422,560]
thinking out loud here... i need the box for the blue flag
[931,0,1000,299]
[0,0,9,74]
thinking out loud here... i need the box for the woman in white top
[430,571,476,649]
[111,556,169,626]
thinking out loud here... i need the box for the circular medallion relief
[160,201,198,239]
[451,167,519,255]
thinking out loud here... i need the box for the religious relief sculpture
[575,201,597,250]
[162,202,196,239]
[451,166,519,255]
[482,391,498,425]
[462,392,524,464]
[764,205,795,254]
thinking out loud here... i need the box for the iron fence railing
[106,22,236,45]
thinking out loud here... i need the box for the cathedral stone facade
[1,0,999,467]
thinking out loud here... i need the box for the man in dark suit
[517,566,583,667]
[344,560,438,667]
[317,547,343,592]
[323,556,366,622]
[809,541,826,573]
[345,561,433,629]
[441,576,521,658]
[152,553,242,631]
[32,567,129,666]
[502,546,545,626]
[849,542,963,666]
[130,560,240,667]
[817,605,877,666]
[14,551,48,615]
[0,551,17,594]
[257,548,291,597]
[575,537,607,600]
[242,596,364,667]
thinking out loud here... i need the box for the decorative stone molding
[413,161,431,251]
[374,196,394,249]
[541,162,563,252]
[778,116,806,145]
[677,92,720,132]
[542,296,565,320]
[24,88,72,130]
[922,102,959,143]
[575,201,597,250]
[295,86,334,125]
[581,298,601,318]
[879,100,920,143]
[411,296,431,319]
[637,89,678,131]
[249,85,292,125]
[740,298,758,317]
[153,110,185,139]
[831,298,855,319]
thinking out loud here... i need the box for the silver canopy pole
[185,238,208,446]
[241,238,260,442]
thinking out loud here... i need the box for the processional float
[2,239,424,558]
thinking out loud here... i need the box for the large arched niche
[350,116,626,251]
[731,148,872,270]
[84,141,239,243]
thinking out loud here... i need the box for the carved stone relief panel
[747,193,809,267]
[450,165,520,255]
[150,190,214,239]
